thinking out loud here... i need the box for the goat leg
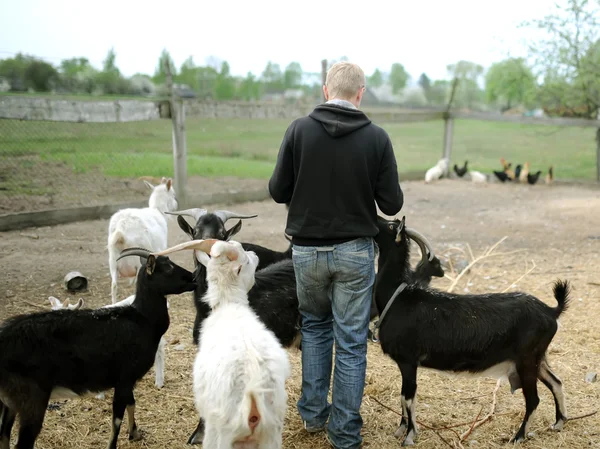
[107,386,131,449]
[538,359,567,431]
[396,363,419,446]
[511,362,540,443]
[126,403,142,441]
[14,400,48,449]
[0,402,16,449]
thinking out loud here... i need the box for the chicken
[500,157,511,171]
[519,161,530,183]
[453,160,468,177]
[493,170,512,182]
[545,166,554,184]
[527,170,542,185]
[514,164,522,181]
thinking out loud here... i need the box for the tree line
[0,0,598,118]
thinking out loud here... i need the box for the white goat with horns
[155,238,290,448]
[107,177,177,303]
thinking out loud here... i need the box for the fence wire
[0,112,175,214]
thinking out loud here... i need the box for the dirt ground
[0,157,269,213]
[1,178,599,448]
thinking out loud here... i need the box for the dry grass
[1,180,599,448]
[1,246,596,449]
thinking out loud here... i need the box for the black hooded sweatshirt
[268,103,404,246]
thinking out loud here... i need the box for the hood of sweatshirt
[309,104,372,137]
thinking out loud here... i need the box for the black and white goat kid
[372,216,570,445]
[0,249,196,449]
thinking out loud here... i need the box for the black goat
[165,209,298,347]
[372,216,570,445]
[0,249,196,449]
[368,222,445,324]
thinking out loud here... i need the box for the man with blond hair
[269,61,403,449]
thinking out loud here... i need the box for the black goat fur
[176,214,298,347]
[373,215,571,445]
[0,255,196,449]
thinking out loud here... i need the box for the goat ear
[48,296,61,308]
[177,215,194,238]
[146,255,156,275]
[143,180,155,190]
[225,220,243,240]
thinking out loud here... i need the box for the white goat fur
[424,158,450,183]
[107,177,177,303]
[48,294,167,393]
[193,240,290,449]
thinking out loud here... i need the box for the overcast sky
[0,0,555,81]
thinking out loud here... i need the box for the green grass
[0,116,597,181]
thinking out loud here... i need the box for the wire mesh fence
[0,115,176,214]
[1,97,598,219]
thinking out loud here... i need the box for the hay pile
[3,242,599,449]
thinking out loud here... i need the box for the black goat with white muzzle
[0,248,196,449]
[167,208,297,347]
[372,216,570,446]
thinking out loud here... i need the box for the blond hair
[325,62,366,100]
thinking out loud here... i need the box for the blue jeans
[292,237,375,449]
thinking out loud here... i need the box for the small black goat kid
[373,216,570,446]
[164,208,299,348]
[0,249,196,449]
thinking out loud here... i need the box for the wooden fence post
[321,59,327,103]
[443,114,454,165]
[441,78,459,176]
[164,60,188,207]
[596,127,600,182]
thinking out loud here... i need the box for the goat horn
[214,210,258,223]
[165,208,208,221]
[406,228,435,262]
[117,247,152,261]
[153,239,220,257]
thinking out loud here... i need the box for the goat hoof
[510,434,525,444]
[551,419,565,431]
[401,436,416,446]
[394,423,407,438]
[129,428,143,441]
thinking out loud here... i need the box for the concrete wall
[0,96,161,122]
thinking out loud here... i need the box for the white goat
[156,239,290,448]
[424,158,449,183]
[107,177,177,303]
[47,294,167,393]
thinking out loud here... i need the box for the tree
[214,61,236,100]
[418,73,433,103]
[238,72,262,100]
[153,49,176,84]
[261,61,284,91]
[369,69,384,88]
[428,80,451,105]
[521,0,600,118]
[0,53,35,91]
[283,62,303,89]
[178,56,199,90]
[447,60,485,108]
[24,60,59,92]
[102,47,119,75]
[485,58,537,110]
[389,63,409,94]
